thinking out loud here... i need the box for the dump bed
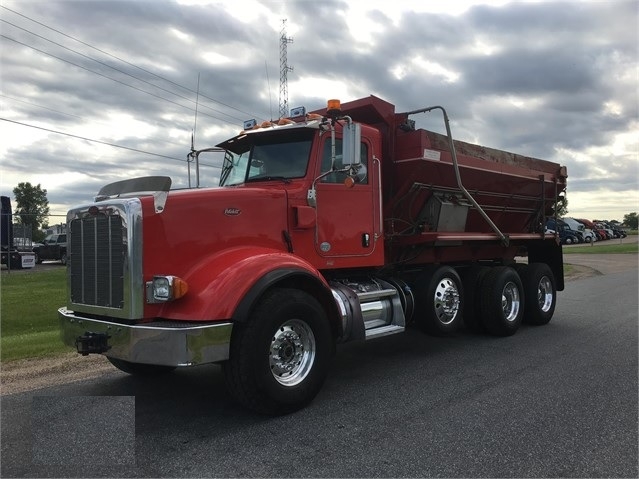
[328,96,567,250]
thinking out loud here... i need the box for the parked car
[33,233,67,264]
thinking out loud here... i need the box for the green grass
[563,242,638,254]
[1,268,69,361]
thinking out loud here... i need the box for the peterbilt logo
[224,208,241,216]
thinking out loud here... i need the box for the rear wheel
[414,266,464,335]
[223,288,333,415]
[60,252,67,265]
[479,266,524,336]
[461,265,489,333]
[518,263,556,325]
[107,357,176,375]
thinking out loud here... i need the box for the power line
[1,118,221,168]
[1,94,190,149]
[1,94,83,120]
[1,18,245,124]
[1,34,238,126]
[0,5,266,122]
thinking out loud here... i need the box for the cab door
[313,135,384,266]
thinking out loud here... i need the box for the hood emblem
[224,208,241,216]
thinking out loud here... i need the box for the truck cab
[546,218,579,245]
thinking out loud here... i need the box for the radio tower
[279,19,293,119]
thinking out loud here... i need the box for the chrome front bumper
[59,307,232,367]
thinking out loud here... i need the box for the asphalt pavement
[1,267,637,478]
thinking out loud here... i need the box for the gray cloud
[1,0,637,221]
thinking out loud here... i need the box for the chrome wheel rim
[537,276,553,313]
[434,277,461,325]
[269,319,316,387]
[501,281,521,322]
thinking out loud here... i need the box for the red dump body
[315,96,567,265]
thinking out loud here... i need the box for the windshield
[219,129,314,186]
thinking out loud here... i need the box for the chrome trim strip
[59,307,232,366]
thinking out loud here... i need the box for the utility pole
[279,19,293,119]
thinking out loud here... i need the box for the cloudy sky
[1,0,637,225]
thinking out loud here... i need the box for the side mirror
[342,122,361,167]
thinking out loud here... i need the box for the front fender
[157,246,335,324]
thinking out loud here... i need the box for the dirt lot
[1,246,637,396]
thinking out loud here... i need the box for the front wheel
[223,288,334,415]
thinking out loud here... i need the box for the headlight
[147,275,188,303]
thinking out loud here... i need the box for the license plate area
[75,332,111,355]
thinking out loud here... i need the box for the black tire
[34,252,42,264]
[414,266,464,335]
[479,266,524,337]
[518,263,556,325]
[223,288,334,415]
[107,357,176,375]
[461,265,489,333]
[60,252,67,265]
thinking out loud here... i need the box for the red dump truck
[59,96,567,414]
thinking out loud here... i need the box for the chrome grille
[70,215,125,308]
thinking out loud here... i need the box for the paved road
[2,268,637,478]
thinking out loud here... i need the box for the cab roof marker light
[290,106,306,118]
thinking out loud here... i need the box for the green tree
[553,195,568,217]
[13,182,50,241]
[623,212,638,230]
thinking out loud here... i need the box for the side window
[320,139,368,184]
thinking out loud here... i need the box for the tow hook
[75,332,111,356]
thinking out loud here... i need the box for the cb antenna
[192,72,201,147]
[265,60,273,121]
[188,73,201,188]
